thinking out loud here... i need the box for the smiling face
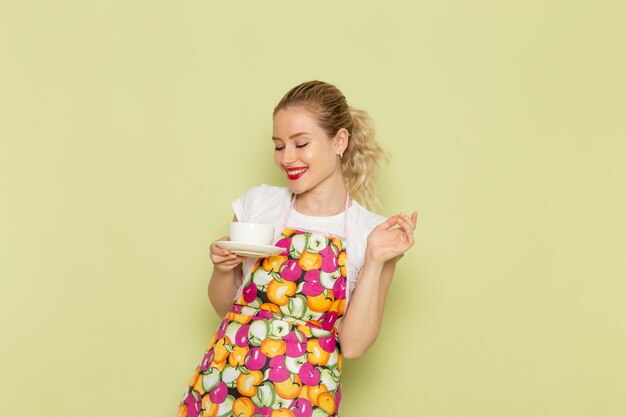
[272,106,346,196]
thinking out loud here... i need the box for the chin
[287,182,308,195]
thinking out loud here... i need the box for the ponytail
[343,107,388,211]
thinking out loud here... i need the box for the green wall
[1,1,625,416]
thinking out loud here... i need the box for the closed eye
[296,143,309,149]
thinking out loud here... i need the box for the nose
[280,144,297,165]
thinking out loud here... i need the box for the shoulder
[350,200,386,235]
[232,184,291,222]
[237,184,290,203]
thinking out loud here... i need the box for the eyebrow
[271,132,309,141]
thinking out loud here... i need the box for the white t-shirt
[231,184,386,305]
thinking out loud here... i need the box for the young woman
[178,81,417,417]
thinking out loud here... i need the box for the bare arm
[338,211,417,358]
[207,215,244,317]
[338,256,398,358]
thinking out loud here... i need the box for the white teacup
[229,222,274,246]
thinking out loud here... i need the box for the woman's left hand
[365,211,418,264]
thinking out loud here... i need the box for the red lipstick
[286,167,308,180]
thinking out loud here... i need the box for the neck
[294,175,349,216]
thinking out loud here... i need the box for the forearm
[338,258,396,359]
[208,264,243,318]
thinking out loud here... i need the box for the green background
[1,1,625,416]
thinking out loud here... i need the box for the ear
[333,128,350,155]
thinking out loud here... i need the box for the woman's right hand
[209,236,245,272]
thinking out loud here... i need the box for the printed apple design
[319,311,339,331]
[268,355,290,382]
[267,280,297,306]
[269,320,292,339]
[235,324,250,347]
[318,334,336,353]
[275,236,292,256]
[284,354,308,374]
[319,269,340,290]
[335,384,342,411]
[252,381,277,408]
[319,368,339,392]
[280,259,303,281]
[274,374,303,400]
[221,365,240,388]
[254,406,273,417]
[215,318,229,339]
[289,234,307,258]
[215,395,235,417]
[312,407,331,417]
[284,329,308,358]
[242,281,257,303]
[224,321,242,345]
[280,294,307,319]
[306,234,328,253]
[252,268,274,287]
[182,389,202,417]
[244,347,267,371]
[309,327,330,338]
[325,350,339,369]
[319,244,338,273]
[298,362,321,386]
[209,381,228,404]
[332,276,347,300]
[302,270,324,296]
[248,320,270,346]
[289,398,314,417]
[201,367,221,393]
[256,309,274,319]
[236,369,263,397]
[199,349,215,372]
[228,345,249,368]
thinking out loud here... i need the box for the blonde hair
[273,80,388,210]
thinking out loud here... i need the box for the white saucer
[215,241,284,258]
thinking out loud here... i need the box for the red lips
[286,166,308,180]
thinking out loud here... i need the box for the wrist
[363,251,386,271]
[211,266,236,280]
